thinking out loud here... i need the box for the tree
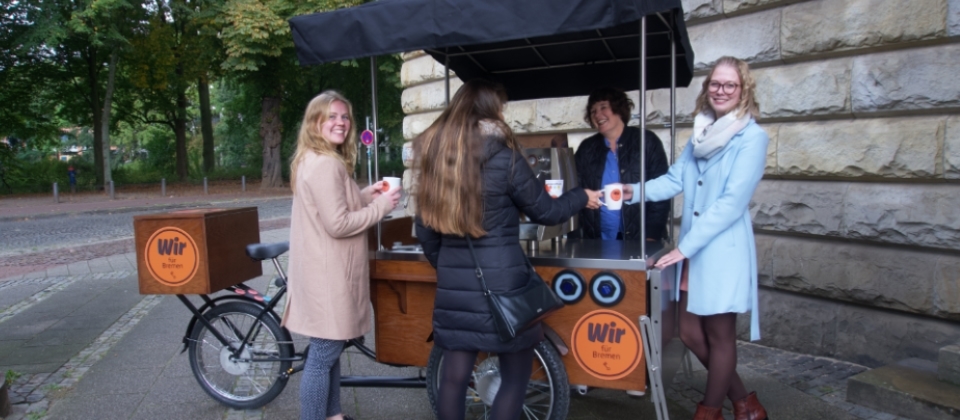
[125,0,222,180]
[219,0,363,189]
[1,0,137,189]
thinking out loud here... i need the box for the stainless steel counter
[374,239,670,271]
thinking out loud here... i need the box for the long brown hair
[414,79,519,237]
[693,56,761,119]
[290,91,358,194]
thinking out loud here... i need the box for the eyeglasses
[708,81,740,94]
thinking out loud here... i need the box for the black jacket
[571,127,670,241]
[416,126,588,353]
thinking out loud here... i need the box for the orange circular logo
[382,182,391,192]
[145,227,199,287]
[570,310,643,380]
[610,189,622,202]
[545,184,552,192]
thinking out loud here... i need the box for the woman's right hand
[379,187,402,210]
[622,184,634,202]
[585,189,602,209]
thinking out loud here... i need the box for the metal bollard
[53,182,59,203]
[109,180,115,199]
[203,177,208,195]
[161,178,166,197]
[241,176,246,192]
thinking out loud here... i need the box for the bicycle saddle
[246,242,289,260]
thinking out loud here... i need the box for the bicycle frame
[177,253,427,389]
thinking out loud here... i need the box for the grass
[26,409,46,420]
[4,370,22,385]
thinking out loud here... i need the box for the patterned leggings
[300,337,345,420]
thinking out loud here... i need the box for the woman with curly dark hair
[572,86,670,243]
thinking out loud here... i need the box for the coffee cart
[290,1,695,418]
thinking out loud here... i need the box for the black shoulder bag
[465,237,564,342]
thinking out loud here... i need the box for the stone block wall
[399,0,960,366]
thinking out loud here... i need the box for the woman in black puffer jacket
[414,80,601,420]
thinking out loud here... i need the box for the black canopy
[290,0,694,101]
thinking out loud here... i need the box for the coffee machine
[517,142,580,251]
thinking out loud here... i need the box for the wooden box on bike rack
[133,207,262,295]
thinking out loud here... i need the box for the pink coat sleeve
[302,157,391,239]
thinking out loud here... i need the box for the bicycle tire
[188,301,294,409]
[426,341,570,420]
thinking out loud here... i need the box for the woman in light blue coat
[624,57,769,420]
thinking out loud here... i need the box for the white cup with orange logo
[602,183,623,210]
[545,179,563,198]
[382,177,401,193]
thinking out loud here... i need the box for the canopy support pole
[445,53,451,105]
[371,57,380,181]
[371,56,382,249]
[669,20,677,244]
[640,16,647,260]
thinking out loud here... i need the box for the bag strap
[464,237,491,295]
[519,244,537,272]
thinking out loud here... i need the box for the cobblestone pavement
[0,227,293,420]
[0,196,292,257]
[665,342,914,420]
[0,197,917,420]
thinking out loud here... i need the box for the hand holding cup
[379,186,402,210]
[621,184,634,202]
[584,189,602,209]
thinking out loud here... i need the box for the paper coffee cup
[545,179,564,198]
[382,177,401,193]
[602,183,623,210]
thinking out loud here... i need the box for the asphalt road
[0,197,293,257]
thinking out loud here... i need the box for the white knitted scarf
[691,110,750,159]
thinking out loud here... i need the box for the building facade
[398,0,960,367]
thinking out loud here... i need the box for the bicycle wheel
[188,301,293,409]
[426,341,570,420]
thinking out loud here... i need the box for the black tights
[436,347,535,420]
[679,292,748,408]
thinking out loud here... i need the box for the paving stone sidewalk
[0,197,917,420]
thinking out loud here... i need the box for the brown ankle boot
[693,402,724,420]
[733,391,768,420]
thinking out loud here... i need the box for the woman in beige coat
[284,90,400,420]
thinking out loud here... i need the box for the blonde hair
[414,80,519,237]
[693,56,761,119]
[290,91,358,194]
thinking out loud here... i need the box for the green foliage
[111,161,165,185]
[25,410,46,420]
[0,64,65,143]
[218,0,290,71]
[212,79,263,170]
[377,155,404,178]
[0,151,98,194]
[1,0,409,191]
[4,369,22,385]
[140,126,177,175]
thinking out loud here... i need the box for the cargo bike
[134,0,697,418]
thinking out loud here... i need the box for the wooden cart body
[134,207,262,295]
[369,217,678,393]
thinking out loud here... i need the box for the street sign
[360,129,375,147]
